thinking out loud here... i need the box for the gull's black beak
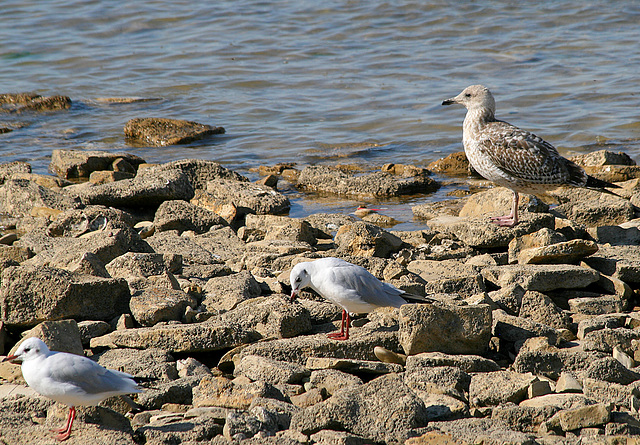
[442,98,456,106]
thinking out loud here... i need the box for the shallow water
[1,1,639,230]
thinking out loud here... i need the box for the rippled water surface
[1,1,639,229]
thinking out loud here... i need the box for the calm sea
[1,1,639,229]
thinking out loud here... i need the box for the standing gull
[442,85,619,227]
[2,337,142,441]
[290,257,413,340]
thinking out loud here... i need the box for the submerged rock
[124,117,225,146]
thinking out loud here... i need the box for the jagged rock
[205,179,290,216]
[568,294,627,315]
[427,151,471,176]
[583,244,640,285]
[481,264,600,292]
[77,320,112,346]
[105,252,181,279]
[243,214,316,245]
[469,371,537,407]
[163,159,247,191]
[0,265,130,328]
[513,348,606,379]
[428,418,536,445]
[235,355,310,385]
[516,239,598,265]
[0,179,80,217]
[304,369,363,396]
[290,373,428,444]
[427,213,555,249]
[555,403,612,431]
[508,228,566,264]
[95,347,178,381]
[583,327,640,353]
[129,287,197,326]
[491,404,559,434]
[518,291,572,330]
[584,356,640,384]
[124,117,224,146]
[153,199,227,233]
[407,259,485,297]
[404,366,470,402]
[302,213,357,239]
[201,270,263,312]
[136,412,222,443]
[459,187,549,219]
[90,321,261,353]
[553,187,635,227]
[493,308,561,347]
[0,93,71,112]
[305,357,402,375]
[192,376,285,410]
[582,378,640,409]
[405,352,500,373]
[398,303,492,356]
[412,198,467,222]
[296,165,439,198]
[571,149,636,167]
[49,149,145,180]
[334,221,403,258]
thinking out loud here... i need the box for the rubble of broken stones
[1,144,640,444]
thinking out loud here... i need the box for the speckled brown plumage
[442,85,617,227]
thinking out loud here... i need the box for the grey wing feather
[478,121,586,186]
[48,353,140,395]
[329,262,407,308]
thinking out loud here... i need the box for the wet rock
[235,355,310,385]
[201,270,262,312]
[297,165,439,198]
[153,199,227,233]
[205,179,290,216]
[129,287,197,326]
[0,179,80,217]
[427,151,471,176]
[304,369,363,396]
[50,149,145,180]
[334,221,403,257]
[407,259,485,297]
[290,373,428,444]
[427,213,555,249]
[469,371,536,407]
[398,302,492,356]
[0,265,130,328]
[90,321,261,353]
[124,117,224,146]
[481,264,600,292]
[0,93,71,112]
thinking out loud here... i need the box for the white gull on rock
[289,257,412,340]
[442,85,619,227]
[2,337,141,441]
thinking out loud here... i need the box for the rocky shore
[2,111,640,444]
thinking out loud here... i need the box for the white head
[442,85,496,114]
[289,262,312,301]
[2,337,50,364]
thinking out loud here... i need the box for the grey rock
[0,92,71,112]
[508,228,567,264]
[513,349,606,379]
[584,356,640,384]
[177,357,213,378]
[405,351,501,373]
[493,309,559,345]
[459,187,549,220]
[568,294,627,315]
[129,287,197,326]
[0,179,80,217]
[136,413,222,444]
[0,265,130,328]
[427,213,555,249]
[154,199,227,234]
[162,159,247,191]
[488,284,526,315]
[304,369,363,396]
[206,179,290,216]
[582,377,640,409]
[428,418,537,445]
[469,371,537,407]
[553,187,635,227]
[407,259,485,297]
[571,149,636,167]
[244,214,316,245]
[576,314,624,339]
[235,355,310,385]
[145,230,231,266]
[555,402,611,431]
[193,375,286,410]
[481,264,600,292]
[334,221,403,258]
[290,373,428,445]
[201,270,263,312]
[50,149,145,180]
[398,302,492,355]
[404,366,470,402]
[95,347,178,381]
[106,252,181,279]
[583,244,640,284]
[583,327,640,353]
[90,321,261,353]
[124,117,224,146]
[302,213,357,239]
[46,205,137,237]
[309,429,369,445]
[491,404,559,433]
[296,165,439,198]
[77,320,112,346]
[305,357,402,375]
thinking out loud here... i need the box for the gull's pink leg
[50,406,73,433]
[54,406,76,441]
[491,190,519,227]
[328,311,350,340]
[328,310,346,339]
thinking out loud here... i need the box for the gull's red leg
[328,310,350,340]
[328,310,347,339]
[54,406,76,441]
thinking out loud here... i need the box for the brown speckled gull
[442,85,619,227]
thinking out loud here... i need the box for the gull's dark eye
[465,93,471,97]
[24,347,30,353]
[295,277,301,283]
